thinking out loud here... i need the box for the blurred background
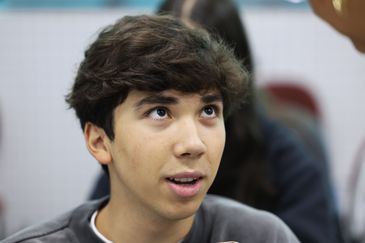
[0,0,364,241]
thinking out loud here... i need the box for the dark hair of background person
[65,14,249,173]
[158,0,276,209]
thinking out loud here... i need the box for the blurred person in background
[309,0,365,241]
[346,139,365,243]
[90,0,344,242]
[309,0,365,53]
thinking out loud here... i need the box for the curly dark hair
[66,14,249,141]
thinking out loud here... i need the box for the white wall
[0,8,364,236]
[0,9,149,235]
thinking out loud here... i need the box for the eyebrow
[201,93,222,104]
[134,94,178,109]
[134,92,222,110]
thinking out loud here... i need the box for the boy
[3,15,299,243]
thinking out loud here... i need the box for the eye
[148,107,169,120]
[201,105,218,118]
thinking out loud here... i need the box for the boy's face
[105,89,225,221]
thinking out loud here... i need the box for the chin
[164,208,197,221]
[162,197,204,220]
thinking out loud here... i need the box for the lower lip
[166,179,202,198]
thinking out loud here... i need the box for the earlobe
[84,122,112,165]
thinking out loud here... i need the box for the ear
[84,122,112,165]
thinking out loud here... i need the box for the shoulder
[1,211,74,243]
[202,195,284,226]
[259,115,320,171]
[2,198,106,243]
[259,115,325,191]
[259,116,339,242]
[201,195,299,242]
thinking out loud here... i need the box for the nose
[173,119,207,159]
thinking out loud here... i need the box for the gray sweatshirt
[2,195,299,243]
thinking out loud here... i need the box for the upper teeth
[170,177,197,182]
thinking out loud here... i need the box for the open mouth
[165,175,203,197]
[166,177,202,185]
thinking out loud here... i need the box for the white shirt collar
[90,209,185,243]
[90,210,113,243]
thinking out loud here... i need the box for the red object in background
[264,82,321,118]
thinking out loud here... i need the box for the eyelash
[144,104,221,121]
[201,104,220,118]
[145,107,170,120]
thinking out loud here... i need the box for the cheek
[216,129,226,160]
[120,129,168,170]
[112,125,147,171]
[205,125,226,163]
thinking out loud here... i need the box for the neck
[96,194,195,243]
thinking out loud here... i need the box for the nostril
[181,152,191,157]
[178,150,204,159]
